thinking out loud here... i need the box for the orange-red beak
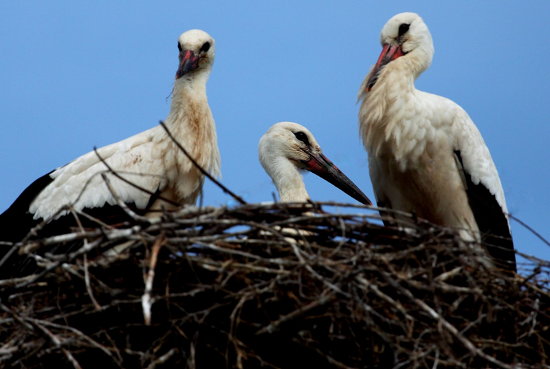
[176,49,200,79]
[365,44,405,91]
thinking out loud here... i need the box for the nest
[0,202,548,369]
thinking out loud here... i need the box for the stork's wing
[0,128,172,276]
[29,127,171,221]
[452,113,516,272]
[0,127,172,244]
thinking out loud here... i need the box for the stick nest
[0,203,548,369]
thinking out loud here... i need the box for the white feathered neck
[164,71,220,178]
[358,53,445,170]
[264,157,310,202]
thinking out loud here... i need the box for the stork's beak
[365,44,405,92]
[302,152,372,206]
[176,49,200,79]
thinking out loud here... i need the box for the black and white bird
[0,29,220,243]
[259,122,371,205]
[358,13,516,271]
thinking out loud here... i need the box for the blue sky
[0,1,548,263]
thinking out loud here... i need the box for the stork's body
[0,29,220,243]
[259,122,371,205]
[359,13,515,271]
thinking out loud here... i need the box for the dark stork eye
[177,42,182,52]
[398,23,410,38]
[200,41,211,53]
[293,131,310,146]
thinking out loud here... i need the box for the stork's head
[176,29,215,79]
[259,122,372,205]
[365,12,434,91]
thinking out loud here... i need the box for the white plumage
[29,29,220,220]
[259,122,371,205]
[358,13,515,270]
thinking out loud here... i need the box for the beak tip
[305,154,372,207]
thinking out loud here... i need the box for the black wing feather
[0,171,54,243]
[454,151,516,272]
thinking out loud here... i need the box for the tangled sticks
[0,203,548,368]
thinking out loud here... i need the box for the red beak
[176,49,200,79]
[365,44,405,92]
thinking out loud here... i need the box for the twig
[142,236,165,325]
[508,213,550,247]
[83,254,102,311]
[256,293,334,335]
[145,348,178,369]
[100,172,151,223]
[28,318,83,369]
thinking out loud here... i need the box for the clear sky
[0,1,548,262]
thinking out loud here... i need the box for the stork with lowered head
[259,121,371,205]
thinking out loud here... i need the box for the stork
[0,29,220,244]
[259,122,371,205]
[358,13,516,271]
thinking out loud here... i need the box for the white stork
[0,29,220,243]
[259,122,371,205]
[358,13,516,271]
